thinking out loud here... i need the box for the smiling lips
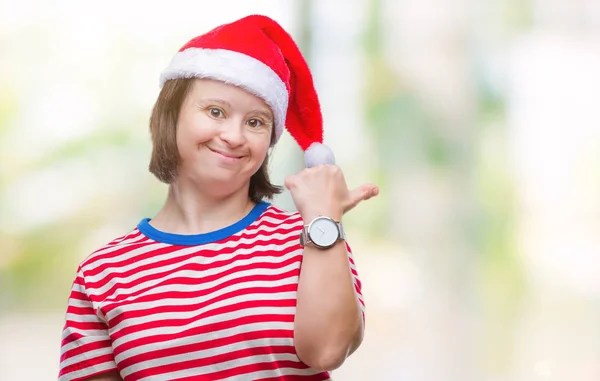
[208,147,244,160]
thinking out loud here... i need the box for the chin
[201,169,252,187]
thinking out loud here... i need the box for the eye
[247,119,263,128]
[208,107,224,118]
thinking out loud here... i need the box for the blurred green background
[1,0,599,380]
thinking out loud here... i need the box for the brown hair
[148,78,283,203]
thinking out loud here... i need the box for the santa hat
[159,14,335,168]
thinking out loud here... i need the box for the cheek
[252,135,271,160]
[177,117,214,151]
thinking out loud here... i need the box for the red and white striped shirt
[58,202,365,381]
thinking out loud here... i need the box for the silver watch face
[308,217,339,248]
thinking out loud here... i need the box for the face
[176,78,273,192]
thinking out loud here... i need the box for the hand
[284,164,379,222]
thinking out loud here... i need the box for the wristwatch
[299,216,346,249]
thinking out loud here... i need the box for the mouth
[208,147,244,160]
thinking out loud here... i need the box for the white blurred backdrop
[1,0,599,380]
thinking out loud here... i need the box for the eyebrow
[251,110,274,121]
[201,98,232,108]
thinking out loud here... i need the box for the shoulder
[77,223,156,274]
[245,203,305,236]
[260,204,304,226]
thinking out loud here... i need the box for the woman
[58,14,378,381]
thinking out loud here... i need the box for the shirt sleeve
[58,267,118,381]
[345,242,365,322]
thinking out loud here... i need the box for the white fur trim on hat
[304,142,336,168]
[159,48,289,143]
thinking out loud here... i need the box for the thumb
[346,184,379,212]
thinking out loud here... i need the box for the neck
[150,177,256,235]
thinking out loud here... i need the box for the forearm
[294,238,364,371]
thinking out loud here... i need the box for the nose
[219,119,247,147]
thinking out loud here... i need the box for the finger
[363,184,379,200]
[346,184,379,211]
[353,184,379,200]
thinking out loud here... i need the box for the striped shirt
[58,202,365,381]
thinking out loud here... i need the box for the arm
[59,267,119,381]
[285,164,376,371]
[294,238,364,371]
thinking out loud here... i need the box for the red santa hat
[159,14,335,168]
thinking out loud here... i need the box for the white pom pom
[304,142,336,168]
